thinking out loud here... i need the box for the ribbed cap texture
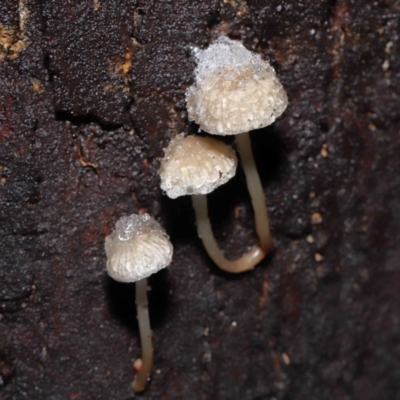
[186,36,288,136]
[159,135,237,199]
[105,214,173,282]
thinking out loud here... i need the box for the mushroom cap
[158,134,237,199]
[105,213,173,282]
[186,36,288,136]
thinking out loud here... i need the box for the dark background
[1,1,399,399]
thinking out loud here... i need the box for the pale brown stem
[192,194,266,273]
[235,132,274,253]
[132,278,153,392]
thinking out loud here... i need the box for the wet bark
[1,1,399,399]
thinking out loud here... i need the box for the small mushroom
[159,134,265,273]
[186,36,288,254]
[105,213,173,392]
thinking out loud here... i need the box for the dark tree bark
[1,1,399,399]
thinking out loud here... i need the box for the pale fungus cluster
[160,36,288,269]
[104,35,288,393]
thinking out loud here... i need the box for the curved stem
[192,194,266,273]
[132,278,153,392]
[235,132,274,253]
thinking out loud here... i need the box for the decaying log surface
[1,1,399,399]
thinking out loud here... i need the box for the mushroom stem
[192,194,266,273]
[235,132,274,253]
[132,278,153,392]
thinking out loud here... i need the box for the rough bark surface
[1,1,400,399]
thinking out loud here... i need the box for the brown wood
[1,0,399,398]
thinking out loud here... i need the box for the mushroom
[105,213,173,392]
[159,134,265,273]
[186,36,288,254]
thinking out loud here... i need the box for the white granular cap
[186,36,288,136]
[158,134,237,199]
[105,213,173,282]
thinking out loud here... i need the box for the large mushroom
[186,36,288,254]
[105,213,173,392]
[159,134,265,273]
